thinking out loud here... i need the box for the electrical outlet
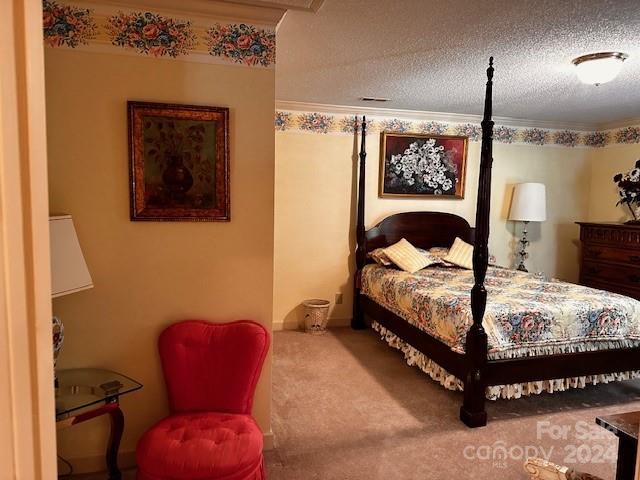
[335,293,343,304]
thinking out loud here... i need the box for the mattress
[361,264,640,359]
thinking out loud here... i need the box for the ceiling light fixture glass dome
[572,52,629,86]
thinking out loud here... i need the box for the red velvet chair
[136,320,270,480]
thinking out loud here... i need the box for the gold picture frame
[128,101,230,221]
[379,132,468,199]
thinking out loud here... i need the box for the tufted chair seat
[136,320,270,480]
[137,412,264,480]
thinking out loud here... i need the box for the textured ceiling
[276,0,640,127]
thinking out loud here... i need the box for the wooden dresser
[577,222,640,300]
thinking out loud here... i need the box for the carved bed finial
[460,56,495,428]
[356,115,367,267]
[352,115,368,329]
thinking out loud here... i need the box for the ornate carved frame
[128,101,230,222]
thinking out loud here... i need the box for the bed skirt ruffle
[371,321,640,400]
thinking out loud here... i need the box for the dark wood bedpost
[460,58,494,428]
[352,116,367,329]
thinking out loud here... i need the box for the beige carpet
[267,327,640,479]
[72,327,640,479]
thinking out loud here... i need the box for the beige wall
[588,144,640,221]
[46,49,275,468]
[274,130,593,329]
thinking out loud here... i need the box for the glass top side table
[56,368,142,480]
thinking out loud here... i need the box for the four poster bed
[351,58,640,428]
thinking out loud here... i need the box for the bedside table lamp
[508,183,547,272]
[50,215,93,382]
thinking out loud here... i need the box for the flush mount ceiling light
[572,52,629,86]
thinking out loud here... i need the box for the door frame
[0,0,57,478]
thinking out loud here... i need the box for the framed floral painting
[128,102,229,221]
[379,132,468,198]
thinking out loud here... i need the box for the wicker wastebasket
[302,299,330,334]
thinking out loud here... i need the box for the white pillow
[368,248,393,266]
[428,247,457,267]
[383,238,436,273]
[443,237,474,269]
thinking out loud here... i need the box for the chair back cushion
[158,320,269,414]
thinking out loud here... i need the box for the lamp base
[515,221,530,273]
[52,316,64,388]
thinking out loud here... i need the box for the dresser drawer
[582,243,640,265]
[579,223,640,248]
[581,260,640,287]
[577,223,640,300]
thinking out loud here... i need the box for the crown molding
[275,100,629,132]
[218,0,324,12]
[78,0,286,26]
[599,117,640,130]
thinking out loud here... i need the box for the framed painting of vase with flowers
[128,101,229,221]
[379,132,468,198]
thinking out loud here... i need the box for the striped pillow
[428,247,457,267]
[383,238,434,273]
[443,237,474,269]
[368,248,393,266]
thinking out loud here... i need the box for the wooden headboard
[364,211,475,253]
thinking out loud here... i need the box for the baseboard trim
[58,449,136,475]
[273,317,351,331]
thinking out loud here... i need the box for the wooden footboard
[486,348,640,385]
[460,57,495,427]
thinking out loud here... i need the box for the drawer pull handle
[586,249,602,257]
[630,274,640,284]
[629,255,640,263]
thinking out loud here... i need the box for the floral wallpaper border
[275,111,640,148]
[42,0,276,67]
[44,0,638,146]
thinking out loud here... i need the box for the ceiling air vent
[360,97,390,102]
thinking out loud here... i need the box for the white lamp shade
[508,183,547,222]
[50,215,93,298]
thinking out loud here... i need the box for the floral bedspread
[361,264,640,358]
